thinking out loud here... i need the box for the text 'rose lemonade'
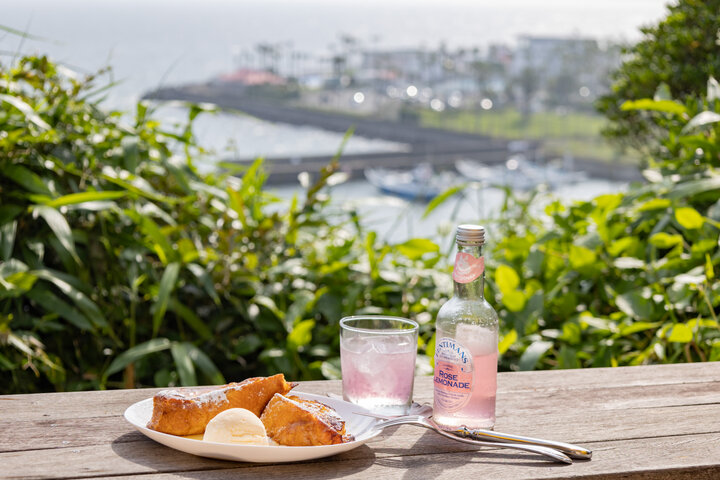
[433,224,499,430]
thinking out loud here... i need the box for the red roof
[217,69,286,86]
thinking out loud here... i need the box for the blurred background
[5,0,720,391]
[4,0,669,242]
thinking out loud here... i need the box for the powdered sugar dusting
[283,395,344,432]
[156,383,252,406]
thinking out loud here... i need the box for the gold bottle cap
[456,224,485,246]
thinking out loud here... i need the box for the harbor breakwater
[143,84,642,185]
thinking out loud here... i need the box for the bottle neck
[453,244,485,300]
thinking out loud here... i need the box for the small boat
[455,157,534,190]
[364,163,454,202]
[534,161,588,188]
[455,155,587,190]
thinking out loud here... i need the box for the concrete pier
[144,84,641,185]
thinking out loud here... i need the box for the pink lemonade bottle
[433,224,499,430]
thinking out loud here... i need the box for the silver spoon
[357,409,591,460]
[368,415,573,464]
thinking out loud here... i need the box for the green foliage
[596,0,720,152]
[4,0,720,393]
[0,54,443,393]
[481,2,719,370]
[484,92,720,370]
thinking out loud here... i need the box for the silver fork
[369,415,573,464]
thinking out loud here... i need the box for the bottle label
[433,337,474,412]
[453,252,484,284]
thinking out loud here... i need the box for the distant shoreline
[144,84,642,185]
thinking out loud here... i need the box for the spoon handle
[454,426,592,460]
[431,426,573,464]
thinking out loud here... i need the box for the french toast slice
[260,394,354,446]
[147,374,294,436]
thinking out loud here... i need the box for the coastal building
[360,49,445,86]
[510,35,618,110]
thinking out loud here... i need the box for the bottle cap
[456,224,485,246]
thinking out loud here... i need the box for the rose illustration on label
[452,252,484,284]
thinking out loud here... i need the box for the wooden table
[2,362,720,479]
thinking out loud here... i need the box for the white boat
[364,163,456,202]
[455,157,534,190]
[455,155,587,190]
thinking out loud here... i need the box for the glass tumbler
[339,315,419,415]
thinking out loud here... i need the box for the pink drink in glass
[341,330,417,415]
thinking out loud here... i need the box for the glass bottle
[433,224,499,430]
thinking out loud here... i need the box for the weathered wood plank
[0,384,341,423]
[411,362,720,403]
[409,380,720,416]
[306,362,720,398]
[494,380,720,414]
[2,363,719,422]
[3,396,720,476]
[0,389,158,422]
[3,431,720,480]
[2,400,719,454]
[494,362,720,392]
[2,363,719,479]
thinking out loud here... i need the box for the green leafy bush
[486,88,720,370]
[596,0,720,152]
[484,1,720,369]
[4,0,720,395]
[0,55,443,393]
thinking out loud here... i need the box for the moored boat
[455,155,587,190]
[365,163,456,202]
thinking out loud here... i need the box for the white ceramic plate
[123,391,380,463]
